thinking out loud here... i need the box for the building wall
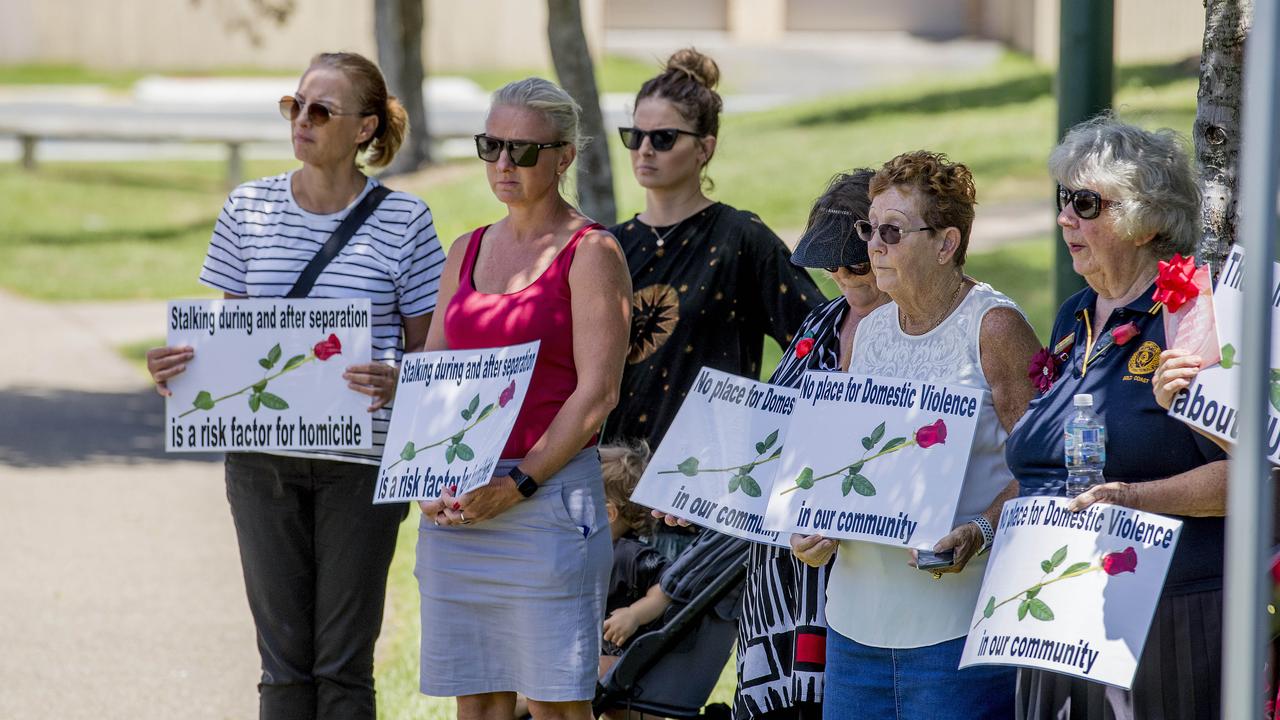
[0,0,605,72]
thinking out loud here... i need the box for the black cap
[790,206,868,269]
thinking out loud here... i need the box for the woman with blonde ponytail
[144,51,445,719]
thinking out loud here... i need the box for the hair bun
[666,48,719,90]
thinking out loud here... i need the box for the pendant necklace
[649,218,685,247]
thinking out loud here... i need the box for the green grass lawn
[0,52,1196,302]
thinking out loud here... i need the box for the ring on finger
[932,571,943,580]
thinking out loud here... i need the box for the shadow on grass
[0,386,219,467]
[17,216,213,246]
[791,59,1196,129]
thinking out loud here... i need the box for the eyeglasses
[278,95,367,125]
[474,134,568,167]
[617,127,702,151]
[854,220,934,245]
[1056,185,1113,220]
[826,261,872,276]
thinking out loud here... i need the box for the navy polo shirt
[1005,282,1226,595]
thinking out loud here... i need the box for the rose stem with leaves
[177,344,314,418]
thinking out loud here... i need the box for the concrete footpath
[0,290,259,720]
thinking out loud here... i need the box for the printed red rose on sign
[313,334,342,361]
[1152,253,1200,313]
[914,419,947,448]
[498,380,516,408]
[1028,347,1058,394]
[1102,547,1138,576]
[1111,321,1140,346]
[795,336,816,359]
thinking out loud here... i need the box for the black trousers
[225,452,407,720]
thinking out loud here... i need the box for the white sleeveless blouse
[825,282,1024,648]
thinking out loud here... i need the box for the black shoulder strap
[286,184,393,298]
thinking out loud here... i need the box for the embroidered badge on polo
[1053,332,1076,355]
[1127,341,1162,375]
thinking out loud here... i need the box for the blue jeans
[823,629,1014,720]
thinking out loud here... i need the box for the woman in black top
[604,50,822,555]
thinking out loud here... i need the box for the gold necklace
[900,278,965,335]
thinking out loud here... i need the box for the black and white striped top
[198,170,446,464]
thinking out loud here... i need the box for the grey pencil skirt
[415,448,611,701]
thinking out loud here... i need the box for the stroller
[593,555,746,719]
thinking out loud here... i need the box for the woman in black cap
[655,169,889,720]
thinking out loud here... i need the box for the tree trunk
[547,0,616,225]
[375,0,432,175]
[1195,0,1251,271]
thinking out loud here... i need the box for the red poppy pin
[794,333,816,359]
[1110,321,1140,346]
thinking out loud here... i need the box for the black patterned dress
[737,297,847,719]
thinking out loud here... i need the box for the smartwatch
[509,466,539,498]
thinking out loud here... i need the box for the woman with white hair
[415,77,632,720]
[1005,115,1228,719]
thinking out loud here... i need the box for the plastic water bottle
[1063,394,1106,497]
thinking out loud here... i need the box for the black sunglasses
[278,95,367,125]
[826,261,872,276]
[618,127,702,151]
[854,220,934,245]
[1056,185,1113,220]
[474,134,568,168]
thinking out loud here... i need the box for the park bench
[0,116,282,188]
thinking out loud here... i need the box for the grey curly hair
[1049,115,1200,258]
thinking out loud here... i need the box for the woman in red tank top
[415,78,631,720]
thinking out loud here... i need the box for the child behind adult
[598,441,673,678]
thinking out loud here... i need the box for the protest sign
[960,496,1182,689]
[1169,245,1280,459]
[1161,260,1220,368]
[373,341,539,503]
[629,367,798,545]
[763,371,981,549]
[166,298,372,452]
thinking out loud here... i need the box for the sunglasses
[278,95,367,125]
[618,127,702,151]
[474,134,568,168]
[1056,185,1113,220]
[826,261,873,276]
[854,220,934,245]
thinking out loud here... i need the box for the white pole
[1223,1,1279,717]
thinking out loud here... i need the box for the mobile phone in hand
[916,549,955,571]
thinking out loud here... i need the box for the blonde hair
[490,76,585,153]
[307,52,407,168]
[599,440,653,533]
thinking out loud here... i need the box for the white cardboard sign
[629,367,798,545]
[373,342,539,503]
[1169,245,1280,459]
[959,497,1182,689]
[165,298,372,452]
[763,371,981,549]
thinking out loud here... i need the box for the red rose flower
[1101,547,1138,576]
[1152,253,1200,313]
[795,336,816,359]
[1110,321,1140,346]
[1270,549,1280,586]
[498,380,516,408]
[914,419,947,448]
[313,334,342,361]
[1028,347,1058,393]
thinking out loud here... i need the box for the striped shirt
[198,170,445,464]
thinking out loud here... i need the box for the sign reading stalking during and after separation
[630,367,798,545]
[1169,245,1280,460]
[763,371,981,549]
[373,342,539,503]
[960,497,1182,689]
[166,298,372,452]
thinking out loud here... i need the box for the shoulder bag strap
[286,184,393,298]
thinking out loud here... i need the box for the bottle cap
[1073,393,1093,407]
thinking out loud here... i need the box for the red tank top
[444,223,602,459]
